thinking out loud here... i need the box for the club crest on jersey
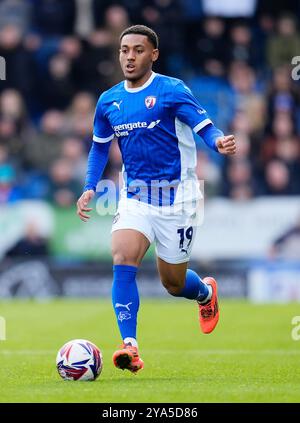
[145,96,156,109]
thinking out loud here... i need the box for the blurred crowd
[0,0,300,207]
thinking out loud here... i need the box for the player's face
[119,34,159,85]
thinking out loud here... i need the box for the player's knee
[112,251,137,266]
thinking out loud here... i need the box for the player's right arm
[77,95,114,222]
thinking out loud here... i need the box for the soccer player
[76,25,236,374]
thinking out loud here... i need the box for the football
[56,339,103,381]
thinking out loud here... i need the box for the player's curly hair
[120,25,159,49]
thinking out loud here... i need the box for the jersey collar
[124,72,157,93]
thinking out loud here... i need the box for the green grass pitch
[0,299,299,403]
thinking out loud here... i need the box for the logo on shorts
[145,96,156,109]
[113,212,120,224]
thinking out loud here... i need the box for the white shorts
[111,197,200,264]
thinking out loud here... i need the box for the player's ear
[152,49,159,62]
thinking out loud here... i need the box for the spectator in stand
[228,21,261,70]
[230,110,260,156]
[23,110,64,172]
[105,4,131,46]
[72,28,116,94]
[190,17,229,77]
[251,13,275,73]
[39,53,75,110]
[262,159,292,195]
[259,112,300,194]
[59,36,82,61]
[0,116,22,163]
[266,65,300,131]
[222,158,254,200]
[63,92,95,143]
[266,12,300,70]
[224,110,264,199]
[141,0,184,75]
[0,88,34,167]
[228,61,266,135]
[261,112,298,161]
[5,220,49,258]
[31,0,76,36]
[104,5,131,84]
[47,157,82,208]
[61,136,87,185]
[0,0,32,34]
[0,24,35,99]
[0,89,29,133]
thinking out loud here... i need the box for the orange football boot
[112,343,144,374]
[198,277,219,334]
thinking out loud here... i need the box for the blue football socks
[172,269,211,302]
[112,265,139,343]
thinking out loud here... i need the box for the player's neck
[126,70,153,89]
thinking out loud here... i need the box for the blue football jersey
[93,72,212,205]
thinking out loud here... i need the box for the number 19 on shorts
[177,226,193,253]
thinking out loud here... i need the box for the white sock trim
[124,337,138,347]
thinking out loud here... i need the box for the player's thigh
[111,198,155,266]
[111,229,150,266]
[153,208,198,266]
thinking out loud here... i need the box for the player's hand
[76,189,95,222]
[216,135,236,155]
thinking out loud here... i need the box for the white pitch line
[0,350,56,355]
[0,349,299,355]
[151,349,300,355]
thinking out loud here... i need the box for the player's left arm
[173,81,236,155]
[197,123,236,155]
